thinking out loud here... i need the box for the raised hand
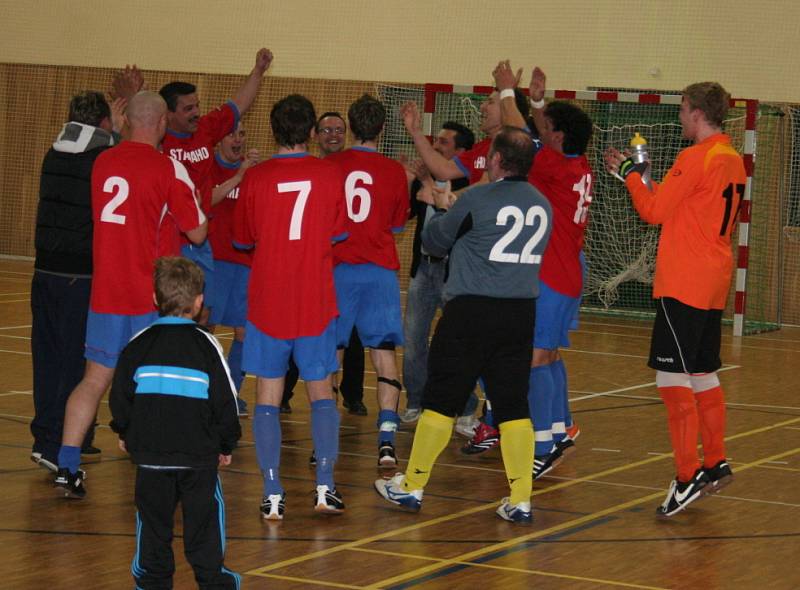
[241,148,262,171]
[111,64,145,100]
[254,48,274,75]
[399,101,422,135]
[492,60,522,91]
[529,66,546,102]
[109,97,128,134]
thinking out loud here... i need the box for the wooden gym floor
[0,257,798,589]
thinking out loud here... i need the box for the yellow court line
[349,547,667,590]
[255,574,366,589]
[247,415,800,577]
[365,447,800,589]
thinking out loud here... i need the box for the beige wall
[1,0,797,102]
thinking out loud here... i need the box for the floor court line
[0,325,31,330]
[365,446,800,589]
[246,415,800,578]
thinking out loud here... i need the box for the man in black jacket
[30,91,122,471]
[110,256,241,589]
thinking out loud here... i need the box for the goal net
[376,83,781,336]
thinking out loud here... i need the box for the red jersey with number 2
[90,141,206,315]
[529,145,593,298]
[327,147,409,270]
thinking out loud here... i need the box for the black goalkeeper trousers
[132,467,240,590]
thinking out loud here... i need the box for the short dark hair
[316,111,345,131]
[270,94,316,148]
[159,82,197,112]
[68,91,111,127]
[154,257,204,317]
[441,121,475,151]
[683,82,730,128]
[490,126,536,177]
[544,101,593,156]
[347,94,385,141]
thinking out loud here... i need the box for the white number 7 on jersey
[278,181,311,240]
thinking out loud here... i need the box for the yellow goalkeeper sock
[499,418,534,505]
[403,410,454,491]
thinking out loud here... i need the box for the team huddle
[30,48,746,588]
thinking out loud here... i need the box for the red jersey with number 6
[90,141,206,315]
[326,147,409,270]
[232,153,347,339]
[529,145,593,298]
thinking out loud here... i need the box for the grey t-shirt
[422,177,552,301]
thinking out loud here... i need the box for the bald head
[487,126,536,180]
[127,91,167,127]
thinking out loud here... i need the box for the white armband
[499,88,516,100]
[530,97,545,109]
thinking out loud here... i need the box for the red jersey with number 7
[326,147,409,269]
[529,145,593,298]
[90,141,206,315]
[232,153,347,339]
[626,133,746,310]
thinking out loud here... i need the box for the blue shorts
[208,260,250,328]
[534,282,581,350]
[242,320,338,381]
[334,263,403,348]
[85,310,159,368]
[569,250,587,331]
[181,241,215,308]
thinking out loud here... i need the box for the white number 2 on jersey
[572,173,592,224]
[100,176,129,225]
[489,205,549,264]
[345,171,372,222]
[278,180,311,240]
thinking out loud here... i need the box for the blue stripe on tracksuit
[216,476,241,589]
[134,365,209,399]
[132,512,145,578]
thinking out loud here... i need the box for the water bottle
[629,133,653,189]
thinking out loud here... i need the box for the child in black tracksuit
[110,257,242,590]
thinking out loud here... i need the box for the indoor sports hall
[1,2,799,588]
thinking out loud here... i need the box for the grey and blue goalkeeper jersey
[422,177,552,301]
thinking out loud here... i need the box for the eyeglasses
[319,127,345,135]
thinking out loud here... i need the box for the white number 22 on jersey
[489,205,549,264]
[345,171,372,222]
[278,181,311,240]
[572,173,592,224]
[100,176,129,225]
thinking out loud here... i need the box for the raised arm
[231,48,273,116]
[528,67,547,136]
[400,102,464,181]
[493,60,527,129]
[210,149,261,206]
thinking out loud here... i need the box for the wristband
[499,88,516,100]
[530,97,545,109]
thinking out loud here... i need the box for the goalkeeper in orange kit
[605,82,746,517]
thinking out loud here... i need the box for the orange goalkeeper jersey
[625,133,746,310]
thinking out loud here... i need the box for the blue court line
[385,515,618,590]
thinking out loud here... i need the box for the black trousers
[282,328,365,404]
[422,295,535,425]
[133,467,239,590]
[29,271,95,460]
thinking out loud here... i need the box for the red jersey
[454,137,492,185]
[90,141,206,315]
[327,147,409,269]
[208,154,252,267]
[162,101,239,213]
[232,153,347,339]
[626,133,746,310]
[529,146,593,298]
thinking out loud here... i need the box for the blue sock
[377,409,399,445]
[253,405,282,495]
[57,445,81,474]
[311,399,339,489]
[551,359,568,442]
[529,365,555,456]
[553,358,573,428]
[227,339,244,392]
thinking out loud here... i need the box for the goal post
[377,82,773,336]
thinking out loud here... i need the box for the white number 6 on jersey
[345,171,372,222]
[100,176,129,225]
